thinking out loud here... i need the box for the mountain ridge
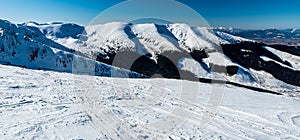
[0,19,144,78]
[1,19,300,95]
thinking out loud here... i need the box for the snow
[167,23,218,52]
[65,22,282,92]
[131,23,180,56]
[264,46,300,70]
[260,56,296,71]
[0,20,143,78]
[70,22,228,59]
[260,56,275,62]
[1,19,300,139]
[31,22,252,59]
[81,22,136,58]
[249,69,297,95]
[192,27,224,47]
[178,56,256,87]
[215,31,254,44]
[0,64,300,139]
[291,28,299,33]
[2,19,299,94]
[178,57,210,77]
[179,53,298,94]
[23,21,84,39]
[203,52,236,66]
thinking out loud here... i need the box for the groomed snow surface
[1,64,300,139]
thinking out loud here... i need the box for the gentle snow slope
[1,64,299,139]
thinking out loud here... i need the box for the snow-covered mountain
[0,19,299,95]
[0,19,143,78]
[22,21,84,39]
[1,19,300,139]
[215,27,300,45]
[24,21,300,95]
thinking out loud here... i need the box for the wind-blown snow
[0,64,300,139]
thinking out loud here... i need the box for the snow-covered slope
[0,19,143,78]
[24,21,300,94]
[1,64,300,139]
[1,19,300,139]
[264,46,300,70]
[23,21,84,39]
[27,22,248,59]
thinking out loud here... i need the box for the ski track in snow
[0,64,300,139]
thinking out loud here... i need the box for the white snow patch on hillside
[178,57,209,77]
[291,28,298,33]
[215,31,254,44]
[178,57,255,84]
[203,52,235,66]
[249,69,297,94]
[81,22,136,58]
[260,56,296,71]
[264,46,300,70]
[260,56,275,62]
[167,24,217,52]
[131,23,180,56]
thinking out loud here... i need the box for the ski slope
[1,64,299,139]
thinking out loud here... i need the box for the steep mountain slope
[26,21,300,95]
[0,19,143,78]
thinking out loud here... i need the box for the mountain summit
[0,19,299,95]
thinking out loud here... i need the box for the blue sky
[1,0,299,29]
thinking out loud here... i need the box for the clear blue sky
[1,0,299,29]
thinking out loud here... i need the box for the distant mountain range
[1,19,300,95]
[214,27,300,45]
